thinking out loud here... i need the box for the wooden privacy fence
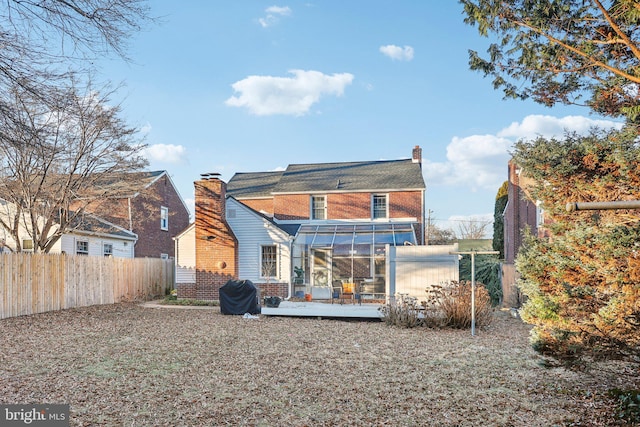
[0,253,174,319]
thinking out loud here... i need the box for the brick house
[502,160,547,306]
[178,146,426,301]
[86,171,190,259]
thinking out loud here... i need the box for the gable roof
[227,159,425,198]
[69,213,138,241]
[227,196,300,237]
[0,198,137,241]
[226,171,283,199]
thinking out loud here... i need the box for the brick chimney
[412,145,422,165]
[193,173,238,301]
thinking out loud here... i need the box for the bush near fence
[0,253,174,319]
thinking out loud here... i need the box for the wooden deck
[261,300,384,319]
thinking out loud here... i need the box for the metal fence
[0,253,174,319]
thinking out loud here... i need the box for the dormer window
[372,194,388,219]
[311,195,326,220]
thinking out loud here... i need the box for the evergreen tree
[461,0,640,122]
[513,126,640,364]
[493,181,508,259]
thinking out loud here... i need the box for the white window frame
[76,240,89,256]
[103,243,113,257]
[260,245,278,279]
[536,200,545,228]
[372,194,388,219]
[311,195,327,220]
[160,206,169,231]
[160,253,169,260]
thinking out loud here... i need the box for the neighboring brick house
[179,146,426,301]
[502,160,547,306]
[86,171,190,259]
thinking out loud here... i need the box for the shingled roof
[227,158,425,199]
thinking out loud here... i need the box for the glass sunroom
[290,223,418,298]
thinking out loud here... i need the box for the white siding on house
[226,198,291,283]
[59,234,134,258]
[174,224,196,268]
[176,266,196,284]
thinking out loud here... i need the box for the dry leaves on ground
[0,303,637,426]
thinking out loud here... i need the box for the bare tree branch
[0,78,148,252]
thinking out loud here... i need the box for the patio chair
[331,281,342,304]
[339,282,356,305]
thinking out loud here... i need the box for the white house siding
[175,224,196,268]
[226,198,291,283]
[387,244,459,301]
[59,234,134,258]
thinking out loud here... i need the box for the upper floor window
[261,245,278,278]
[372,194,388,219]
[160,206,169,231]
[76,240,89,256]
[311,195,326,220]
[103,243,113,257]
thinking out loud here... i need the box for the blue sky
[99,1,620,234]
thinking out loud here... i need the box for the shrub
[431,280,494,329]
[379,294,423,328]
[380,282,494,330]
[609,389,640,424]
[459,255,502,306]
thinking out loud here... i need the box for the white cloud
[426,134,512,191]
[379,45,414,61]
[225,69,354,116]
[426,114,622,192]
[143,144,188,164]
[497,114,623,140]
[259,5,292,28]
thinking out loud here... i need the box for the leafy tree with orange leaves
[513,126,640,364]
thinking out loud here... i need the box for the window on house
[311,195,326,220]
[536,200,545,228]
[160,253,169,260]
[160,206,169,231]
[372,194,388,219]
[103,243,113,257]
[76,240,89,256]
[22,239,34,251]
[261,245,278,278]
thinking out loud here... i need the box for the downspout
[286,235,294,300]
[127,197,136,254]
[422,187,426,245]
[127,197,133,231]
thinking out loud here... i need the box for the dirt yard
[0,303,637,426]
